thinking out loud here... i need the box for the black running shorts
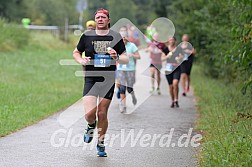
[165,67,181,85]
[150,63,162,70]
[83,72,115,100]
[180,56,194,75]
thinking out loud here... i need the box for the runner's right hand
[80,57,91,65]
[167,52,173,59]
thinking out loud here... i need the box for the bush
[0,18,30,52]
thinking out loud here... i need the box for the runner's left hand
[107,48,117,60]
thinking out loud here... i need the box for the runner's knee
[97,111,107,121]
[119,85,126,94]
[85,109,96,123]
[173,80,179,87]
[127,87,133,93]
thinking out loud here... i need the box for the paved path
[0,50,199,167]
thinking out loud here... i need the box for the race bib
[121,64,128,69]
[94,54,111,67]
[183,53,189,61]
[165,63,173,72]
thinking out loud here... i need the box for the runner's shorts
[83,71,115,100]
[180,56,194,75]
[150,63,162,71]
[165,67,181,85]
[117,70,135,88]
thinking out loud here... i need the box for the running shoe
[186,86,190,92]
[174,101,179,108]
[170,102,175,108]
[122,107,127,113]
[97,142,107,157]
[157,88,161,95]
[83,121,96,143]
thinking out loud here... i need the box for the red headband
[95,9,110,18]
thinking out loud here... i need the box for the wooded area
[0,0,251,93]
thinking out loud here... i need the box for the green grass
[0,32,82,136]
[191,65,252,166]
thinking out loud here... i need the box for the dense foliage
[167,0,252,95]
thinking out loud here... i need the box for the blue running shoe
[97,143,107,157]
[83,121,96,143]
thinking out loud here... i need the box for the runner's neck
[169,45,176,51]
[96,29,110,36]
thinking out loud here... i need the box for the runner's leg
[157,68,161,89]
[97,98,111,141]
[83,96,97,124]
[173,79,179,101]
[83,96,98,143]
[181,73,187,95]
[150,66,156,92]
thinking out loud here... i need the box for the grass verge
[191,65,252,166]
[0,32,82,136]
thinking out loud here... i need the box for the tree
[82,0,108,26]
[29,0,78,26]
[167,0,252,94]
[153,0,171,17]
[107,0,137,25]
[0,0,27,23]
[132,0,157,31]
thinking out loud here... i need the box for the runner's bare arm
[107,48,129,64]
[161,52,171,62]
[192,48,196,56]
[73,48,91,65]
[131,51,141,59]
[116,51,128,64]
[161,52,167,62]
